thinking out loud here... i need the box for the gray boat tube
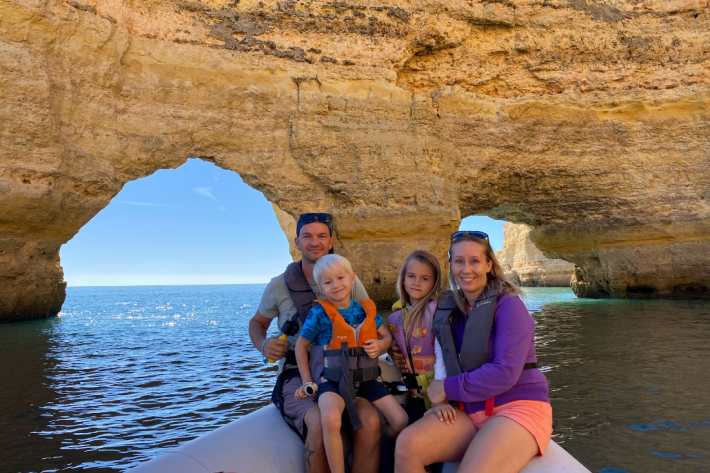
[129,358,591,473]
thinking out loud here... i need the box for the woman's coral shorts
[468,400,553,456]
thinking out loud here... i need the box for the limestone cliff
[496,223,575,287]
[1,0,709,319]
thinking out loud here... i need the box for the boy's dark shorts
[316,379,391,403]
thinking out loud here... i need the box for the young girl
[388,250,457,424]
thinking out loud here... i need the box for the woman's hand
[363,339,384,358]
[294,385,307,400]
[390,342,412,374]
[427,379,447,404]
[426,402,458,425]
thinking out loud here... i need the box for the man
[249,213,382,473]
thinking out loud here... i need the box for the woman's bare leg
[395,409,477,473]
[458,417,539,473]
[318,393,347,473]
[371,395,409,437]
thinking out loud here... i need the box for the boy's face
[319,267,355,308]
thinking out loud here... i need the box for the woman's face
[403,259,436,304]
[450,240,493,299]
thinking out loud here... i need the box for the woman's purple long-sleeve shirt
[442,294,549,414]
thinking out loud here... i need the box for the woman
[394,231,552,473]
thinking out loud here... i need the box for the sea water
[1,285,709,472]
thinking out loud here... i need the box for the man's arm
[249,311,290,361]
[352,275,369,300]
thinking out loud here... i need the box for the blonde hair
[313,254,354,288]
[396,250,444,337]
[448,234,523,313]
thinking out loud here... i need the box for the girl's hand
[294,385,307,400]
[427,402,458,425]
[427,379,446,404]
[390,342,412,374]
[362,339,382,358]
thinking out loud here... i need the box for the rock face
[1,0,710,319]
[496,223,575,287]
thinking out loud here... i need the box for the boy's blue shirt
[300,300,383,346]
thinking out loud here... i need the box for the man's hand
[389,342,412,374]
[264,337,291,361]
[362,339,384,358]
[427,379,447,404]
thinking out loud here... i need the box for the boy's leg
[371,394,409,438]
[351,398,381,473]
[358,380,408,437]
[318,392,347,473]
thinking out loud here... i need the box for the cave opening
[458,215,507,253]
[59,158,292,288]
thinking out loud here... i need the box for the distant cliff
[496,224,575,287]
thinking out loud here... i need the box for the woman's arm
[443,296,534,403]
[434,338,446,380]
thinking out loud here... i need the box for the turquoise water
[1,286,709,472]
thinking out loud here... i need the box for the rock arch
[1,0,709,320]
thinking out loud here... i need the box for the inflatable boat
[129,357,591,473]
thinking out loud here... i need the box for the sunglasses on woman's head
[450,231,489,241]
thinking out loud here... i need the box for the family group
[248,213,552,473]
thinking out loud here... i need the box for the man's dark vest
[283,261,316,323]
[431,285,499,377]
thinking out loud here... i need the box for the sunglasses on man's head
[297,213,333,227]
[451,230,489,241]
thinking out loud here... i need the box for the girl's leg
[458,416,539,473]
[318,392,347,473]
[394,409,477,473]
[371,394,409,438]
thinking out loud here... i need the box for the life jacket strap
[352,366,381,383]
[485,397,495,416]
[402,373,420,390]
[322,366,381,384]
[324,347,367,357]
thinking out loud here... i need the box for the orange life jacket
[314,298,379,350]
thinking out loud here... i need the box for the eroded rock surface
[496,223,575,287]
[1,0,709,319]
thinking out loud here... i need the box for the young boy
[295,254,408,473]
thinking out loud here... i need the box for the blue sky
[60,159,507,286]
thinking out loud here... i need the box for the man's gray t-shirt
[258,271,368,371]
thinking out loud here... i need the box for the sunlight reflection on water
[1,286,709,472]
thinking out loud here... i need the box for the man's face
[295,222,334,263]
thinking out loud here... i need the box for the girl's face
[403,259,436,304]
[450,241,492,299]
